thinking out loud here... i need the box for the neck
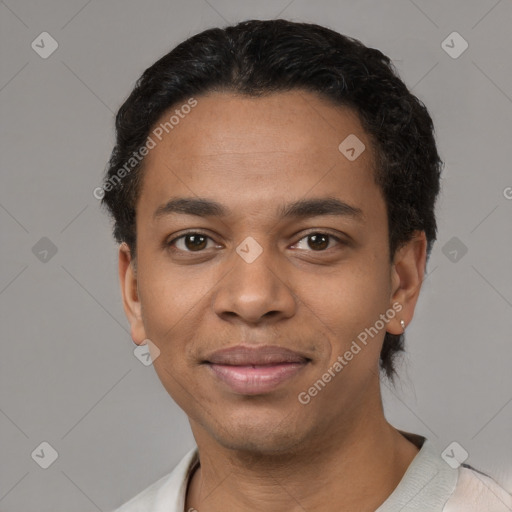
[185,397,419,511]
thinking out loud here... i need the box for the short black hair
[101,19,442,379]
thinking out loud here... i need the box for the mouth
[203,346,311,395]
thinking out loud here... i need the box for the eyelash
[165,230,346,253]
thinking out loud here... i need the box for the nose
[211,243,296,326]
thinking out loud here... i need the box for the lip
[205,345,309,365]
[203,346,310,395]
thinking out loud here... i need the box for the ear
[387,231,427,335]
[118,242,147,345]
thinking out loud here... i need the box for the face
[119,90,425,454]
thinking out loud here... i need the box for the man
[101,19,511,512]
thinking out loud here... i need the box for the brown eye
[168,233,214,252]
[185,234,207,251]
[293,232,341,252]
[307,233,329,251]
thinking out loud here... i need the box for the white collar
[117,433,458,511]
[376,434,458,511]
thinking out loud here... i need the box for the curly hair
[100,19,442,379]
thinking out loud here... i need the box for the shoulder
[112,472,172,511]
[443,465,512,512]
[378,433,511,512]
[109,447,199,512]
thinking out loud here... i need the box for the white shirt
[111,434,512,511]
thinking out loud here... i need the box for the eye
[292,232,343,251]
[167,232,219,252]
[166,231,345,254]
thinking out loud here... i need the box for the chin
[208,412,311,456]
[216,432,305,457]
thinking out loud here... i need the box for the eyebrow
[153,197,364,222]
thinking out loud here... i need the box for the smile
[203,345,310,395]
[206,362,308,395]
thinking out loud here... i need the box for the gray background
[1,0,511,510]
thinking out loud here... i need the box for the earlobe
[388,231,427,335]
[118,242,147,345]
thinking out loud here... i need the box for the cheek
[136,267,208,393]
[136,257,231,396]
[140,271,209,412]
[138,257,214,338]
[297,257,391,356]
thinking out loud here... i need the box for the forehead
[147,90,371,158]
[137,90,381,220]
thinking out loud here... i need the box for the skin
[119,90,427,511]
